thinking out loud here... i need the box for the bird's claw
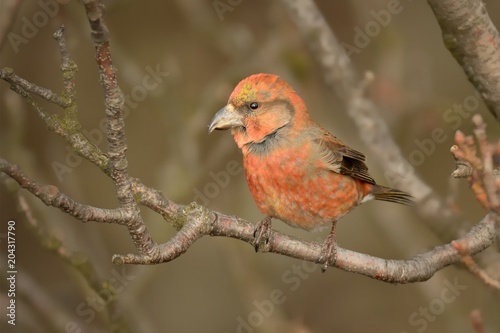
[317,229,337,272]
[253,216,272,252]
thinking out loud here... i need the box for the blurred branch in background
[0,0,22,52]
[0,0,498,289]
[470,309,486,333]
[16,194,130,332]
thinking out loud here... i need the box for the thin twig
[53,26,77,106]
[451,115,500,211]
[0,67,71,108]
[452,240,500,290]
[451,130,490,209]
[472,114,500,212]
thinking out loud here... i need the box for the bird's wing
[314,130,376,184]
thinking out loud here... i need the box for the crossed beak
[208,104,244,133]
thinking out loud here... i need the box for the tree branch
[80,0,155,256]
[0,158,131,224]
[428,0,500,121]
[1,154,497,283]
[0,67,71,108]
[112,206,496,284]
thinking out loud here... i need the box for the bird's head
[208,73,311,149]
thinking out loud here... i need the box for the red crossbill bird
[208,73,413,271]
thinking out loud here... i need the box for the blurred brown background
[1,0,499,332]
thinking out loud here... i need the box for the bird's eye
[249,102,259,110]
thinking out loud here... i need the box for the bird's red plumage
[242,138,367,230]
[210,73,413,233]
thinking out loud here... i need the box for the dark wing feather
[314,131,376,185]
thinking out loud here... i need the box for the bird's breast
[242,141,363,230]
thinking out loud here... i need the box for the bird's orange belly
[244,150,363,231]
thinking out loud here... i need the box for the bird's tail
[372,185,414,206]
